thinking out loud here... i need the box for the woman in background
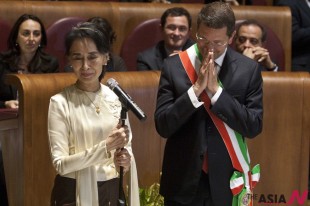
[0,13,59,206]
[88,17,128,71]
[65,17,127,72]
[0,13,59,108]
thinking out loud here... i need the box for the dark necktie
[202,152,208,173]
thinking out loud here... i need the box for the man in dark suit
[155,2,263,206]
[277,1,310,197]
[277,0,310,72]
[234,19,279,71]
[137,7,195,71]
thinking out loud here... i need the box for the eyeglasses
[196,33,228,47]
[237,36,261,46]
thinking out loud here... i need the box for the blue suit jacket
[155,46,263,205]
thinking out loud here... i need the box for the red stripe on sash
[179,51,243,172]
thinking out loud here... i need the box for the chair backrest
[252,0,268,5]
[46,17,86,71]
[120,18,162,71]
[232,20,285,71]
[0,20,12,53]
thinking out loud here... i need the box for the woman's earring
[15,43,19,47]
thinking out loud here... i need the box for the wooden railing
[0,71,308,205]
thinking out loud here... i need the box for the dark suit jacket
[137,39,195,71]
[277,0,310,71]
[110,54,127,71]
[155,46,263,205]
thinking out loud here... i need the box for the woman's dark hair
[65,22,110,81]
[87,17,116,45]
[8,14,47,50]
[0,13,57,73]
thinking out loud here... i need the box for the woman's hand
[114,148,131,174]
[5,100,19,109]
[106,124,129,152]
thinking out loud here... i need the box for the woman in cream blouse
[48,22,139,206]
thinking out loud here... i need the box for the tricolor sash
[179,44,260,206]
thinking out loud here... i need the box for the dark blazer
[277,0,310,71]
[137,39,195,71]
[0,56,59,108]
[110,54,127,71]
[155,46,263,205]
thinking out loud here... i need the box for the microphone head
[106,78,118,89]
[106,77,147,121]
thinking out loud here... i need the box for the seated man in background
[137,7,194,71]
[234,19,278,71]
[276,0,310,72]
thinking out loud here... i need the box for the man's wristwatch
[267,63,278,71]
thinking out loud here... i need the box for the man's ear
[228,30,236,45]
[187,27,192,39]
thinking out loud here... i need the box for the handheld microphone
[106,78,147,121]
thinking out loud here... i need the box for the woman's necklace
[17,64,28,73]
[83,90,103,114]
[18,58,30,73]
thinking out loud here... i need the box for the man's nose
[244,39,252,47]
[173,28,181,36]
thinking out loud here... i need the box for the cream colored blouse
[48,83,139,206]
